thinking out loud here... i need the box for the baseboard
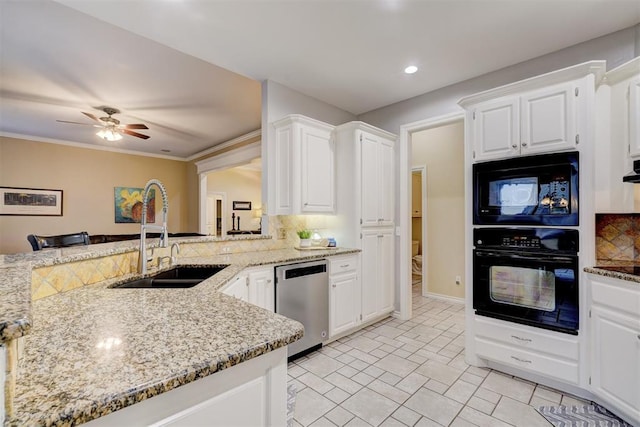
[422,291,465,305]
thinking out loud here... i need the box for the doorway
[206,192,226,236]
[411,166,427,296]
[398,112,465,321]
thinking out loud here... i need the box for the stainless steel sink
[110,265,229,289]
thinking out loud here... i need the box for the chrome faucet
[138,179,169,274]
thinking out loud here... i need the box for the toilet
[412,241,422,275]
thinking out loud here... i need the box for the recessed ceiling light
[404,65,418,74]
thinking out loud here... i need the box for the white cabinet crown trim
[458,60,606,108]
[602,57,640,85]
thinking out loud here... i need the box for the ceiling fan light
[96,128,122,141]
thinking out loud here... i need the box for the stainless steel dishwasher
[275,259,328,359]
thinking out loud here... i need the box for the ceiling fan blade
[82,112,101,122]
[123,124,149,130]
[122,129,150,140]
[56,120,99,127]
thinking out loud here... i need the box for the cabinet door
[329,273,359,337]
[520,82,577,155]
[301,126,335,213]
[378,229,395,314]
[472,97,520,162]
[360,132,380,226]
[630,77,640,157]
[222,275,249,302]
[378,137,395,225]
[248,268,274,311]
[274,125,293,214]
[591,306,640,423]
[360,230,379,322]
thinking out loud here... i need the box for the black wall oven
[473,151,579,226]
[473,227,579,335]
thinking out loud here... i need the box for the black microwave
[473,151,579,226]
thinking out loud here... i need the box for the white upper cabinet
[270,115,335,215]
[629,76,640,157]
[471,82,577,162]
[520,82,577,155]
[360,130,395,226]
[460,61,607,162]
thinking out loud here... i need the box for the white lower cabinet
[85,346,288,427]
[222,267,274,312]
[361,229,394,323]
[329,255,360,338]
[474,316,580,385]
[587,274,640,426]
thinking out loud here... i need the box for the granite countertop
[0,265,32,342]
[5,246,358,426]
[584,263,640,284]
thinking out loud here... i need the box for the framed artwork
[114,187,155,223]
[0,187,63,216]
[233,201,252,210]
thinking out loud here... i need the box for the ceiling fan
[57,107,149,141]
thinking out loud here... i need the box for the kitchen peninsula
[1,235,358,426]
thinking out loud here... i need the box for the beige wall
[206,167,262,233]
[412,121,465,299]
[0,136,195,254]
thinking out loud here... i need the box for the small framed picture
[233,201,252,210]
[0,187,63,216]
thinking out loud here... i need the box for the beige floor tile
[349,336,384,353]
[352,372,375,386]
[395,372,429,394]
[338,365,360,378]
[344,417,374,427]
[480,371,534,403]
[367,379,411,404]
[473,387,501,404]
[350,359,372,371]
[414,417,444,426]
[374,354,419,378]
[457,406,512,427]
[415,359,464,386]
[375,325,405,339]
[342,388,400,427]
[529,394,560,409]
[560,394,590,407]
[424,379,449,394]
[363,365,385,378]
[294,388,337,426]
[450,417,479,427]
[326,405,356,426]
[404,388,463,426]
[492,396,551,426]
[326,387,352,404]
[467,395,496,415]
[310,417,339,427]
[445,379,478,404]
[325,372,364,395]
[298,372,335,394]
[299,354,346,378]
[459,371,484,386]
[379,371,403,386]
[391,406,422,426]
[532,385,562,404]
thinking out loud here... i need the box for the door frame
[398,111,464,320]
[207,191,226,237]
[411,165,428,296]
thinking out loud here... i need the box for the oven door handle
[474,250,575,263]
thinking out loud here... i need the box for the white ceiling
[1,0,639,159]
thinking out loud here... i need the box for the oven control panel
[501,236,541,248]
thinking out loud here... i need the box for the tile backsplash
[595,213,640,263]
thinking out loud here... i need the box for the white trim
[194,141,261,174]
[198,174,208,234]
[186,129,261,162]
[411,165,428,296]
[398,111,464,321]
[422,291,465,305]
[602,56,640,85]
[458,60,606,108]
[206,192,227,237]
[0,131,185,161]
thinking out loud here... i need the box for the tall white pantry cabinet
[334,122,397,331]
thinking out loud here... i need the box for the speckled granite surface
[4,245,358,426]
[584,265,640,284]
[0,266,31,342]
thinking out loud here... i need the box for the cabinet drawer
[475,337,579,385]
[590,277,640,317]
[329,255,358,275]
[474,316,579,360]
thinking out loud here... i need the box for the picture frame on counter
[0,186,63,216]
[233,201,252,210]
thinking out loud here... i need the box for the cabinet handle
[340,264,350,268]
[267,280,272,283]
[511,144,518,149]
[304,203,308,206]
[637,334,640,340]
[377,234,384,238]
[332,284,336,288]
[510,356,532,364]
[511,335,532,343]
[521,142,528,147]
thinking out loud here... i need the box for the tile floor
[288,285,589,426]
